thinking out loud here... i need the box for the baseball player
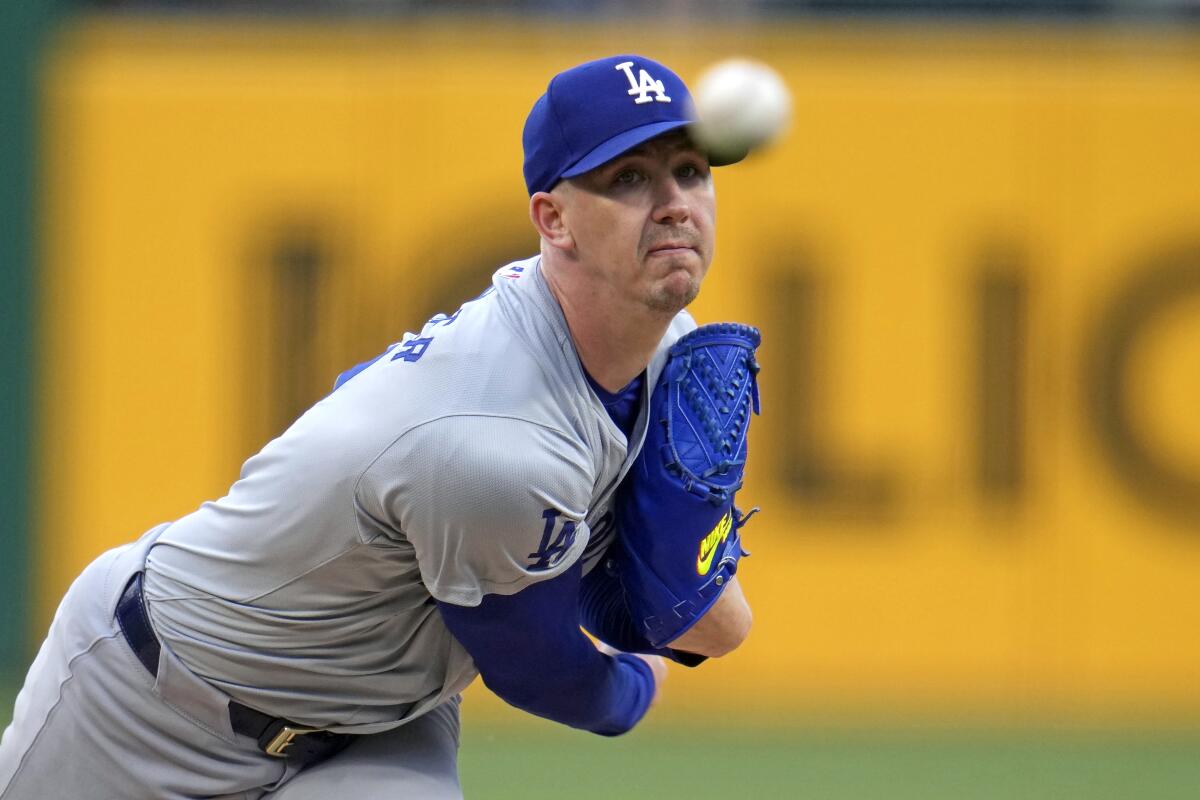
[0,54,760,799]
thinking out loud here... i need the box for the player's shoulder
[333,257,579,410]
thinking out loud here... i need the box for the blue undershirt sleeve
[436,560,656,736]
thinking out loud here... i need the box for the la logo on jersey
[614,61,671,105]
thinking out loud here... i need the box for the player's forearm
[436,562,657,736]
[479,649,657,736]
[669,576,752,658]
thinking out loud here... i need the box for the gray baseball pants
[0,529,462,800]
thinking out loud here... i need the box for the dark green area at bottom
[3,684,1196,799]
[0,0,70,673]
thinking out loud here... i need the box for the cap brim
[560,119,745,181]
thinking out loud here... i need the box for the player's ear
[529,190,574,251]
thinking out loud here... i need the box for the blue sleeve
[436,560,656,736]
[578,563,707,668]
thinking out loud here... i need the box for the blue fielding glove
[609,322,761,648]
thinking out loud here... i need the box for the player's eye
[613,168,643,186]
[676,160,709,181]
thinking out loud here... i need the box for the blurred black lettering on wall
[768,260,897,519]
[245,219,333,449]
[976,246,1028,501]
[1086,243,1200,522]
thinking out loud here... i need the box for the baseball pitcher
[0,54,761,799]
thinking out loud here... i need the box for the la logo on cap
[614,61,672,105]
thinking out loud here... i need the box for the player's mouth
[647,242,697,257]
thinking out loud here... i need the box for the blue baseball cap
[522,54,744,196]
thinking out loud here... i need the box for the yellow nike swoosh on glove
[696,512,733,575]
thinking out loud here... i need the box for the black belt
[116,572,353,763]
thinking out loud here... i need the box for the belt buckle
[263,723,321,757]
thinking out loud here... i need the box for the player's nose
[650,175,691,226]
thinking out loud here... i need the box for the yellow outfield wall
[35,18,1200,723]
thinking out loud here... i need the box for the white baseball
[690,58,792,162]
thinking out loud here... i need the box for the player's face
[563,132,715,314]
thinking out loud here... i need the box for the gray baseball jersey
[142,255,695,732]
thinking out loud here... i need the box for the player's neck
[569,312,666,393]
[543,260,671,393]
